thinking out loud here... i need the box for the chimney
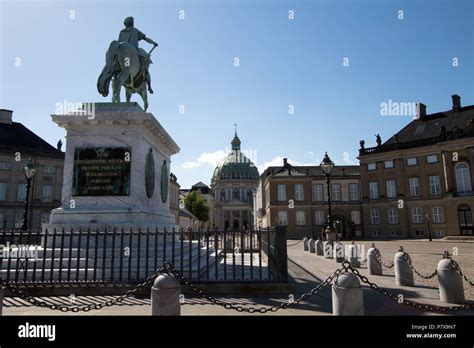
[0,109,13,125]
[452,94,461,112]
[416,103,426,120]
[283,158,288,166]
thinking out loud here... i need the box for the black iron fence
[0,226,288,286]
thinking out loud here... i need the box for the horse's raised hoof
[148,87,154,94]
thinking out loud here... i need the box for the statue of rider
[118,16,157,94]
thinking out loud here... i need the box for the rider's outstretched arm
[143,37,158,46]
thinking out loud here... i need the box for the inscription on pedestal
[72,147,131,196]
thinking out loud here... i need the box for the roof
[360,103,474,156]
[261,164,360,178]
[179,207,198,220]
[212,132,259,183]
[0,121,64,158]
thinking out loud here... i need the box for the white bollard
[315,239,323,256]
[323,241,333,259]
[394,251,414,286]
[367,246,382,275]
[308,238,316,253]
[437,259,465,304]
[151,274,181,316]
[333,242,345,263]
[303,237,309,251]
[346,242,360,268]
[332,273,364,315]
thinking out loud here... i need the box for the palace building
[256,158,363,239]
[0,109,64,230]
[358,95,474,238]
[211,131,259,230]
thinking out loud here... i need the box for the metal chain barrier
[170,266,343,313]
[1,265,166,312]
[401,251,438,280]
[444,251,474,286]
[345,262,473,312]
[373,248,394,269]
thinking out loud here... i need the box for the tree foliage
[183,190,209,222]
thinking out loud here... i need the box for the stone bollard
[332,273,364,315]
[323,241,333,259]
[437,258,465,304]
[394,249,414,287]
[308,238,316,253]
[346,242,360,268]
[333,242,345,263]
[151,273,181,316]
[367,245,382,275]
[315,239,323,256]
[303,237,309,251]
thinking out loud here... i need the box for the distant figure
[375,134,382,146]
[57,139,63,151]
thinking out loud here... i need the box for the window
[432,207,444,224]
[367,163,376,171]
[43,165,55,174]
[277,211,288,225]
[233,188,240,200]
[0,212,4,227]
[369,182,379,199]
[372,230,382,237]
[409,177,420,196]
[429,175,441,195]
[277,185,287,201]
[351,210,361,225]
[386,180,396,198]
[0,182,6,201]
[388,208,399,224]
[407,157,417,166]
[314,211,325,225]
[220,190,226,201]
[384,160,394,169]
[17,184,27,202]
[295,184,304,201]
[390,230,400,237]
[455,163,472,193]
[296,211,306,226]
[426,155,438,164]
[331,184,341,201]
[42,185,53,202]
[412,207,423,224]
[312,184,323,201]
[458,205,473,236]
[415,230,425,236]
[435,230,445,238]
[370,209,380,224]
[0,162,11,170]
[349,183,359,201]
[14,210,23,228]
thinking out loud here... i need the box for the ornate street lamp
[21,159,37,231]
[320,152,336,242]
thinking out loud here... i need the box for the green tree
[183,190,209,222]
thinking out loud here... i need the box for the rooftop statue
[97,17,158,111]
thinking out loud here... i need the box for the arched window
[233,188,240,200]
[220,190,226,201]
[455,162,472,194]
[458,204,473,236]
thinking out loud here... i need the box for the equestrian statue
[97,17,158,111]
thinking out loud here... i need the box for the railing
[0,227,288,286]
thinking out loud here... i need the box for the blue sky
[1,0,473,188]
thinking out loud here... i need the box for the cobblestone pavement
[2,239,473,315]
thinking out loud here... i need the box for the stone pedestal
[44,102,180,231]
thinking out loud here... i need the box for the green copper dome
[212,132,259,182]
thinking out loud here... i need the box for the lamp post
[21,159,37,231]
[320,152,336,242]
[425,213,432,242]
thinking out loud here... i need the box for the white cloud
[181,150,228,169]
